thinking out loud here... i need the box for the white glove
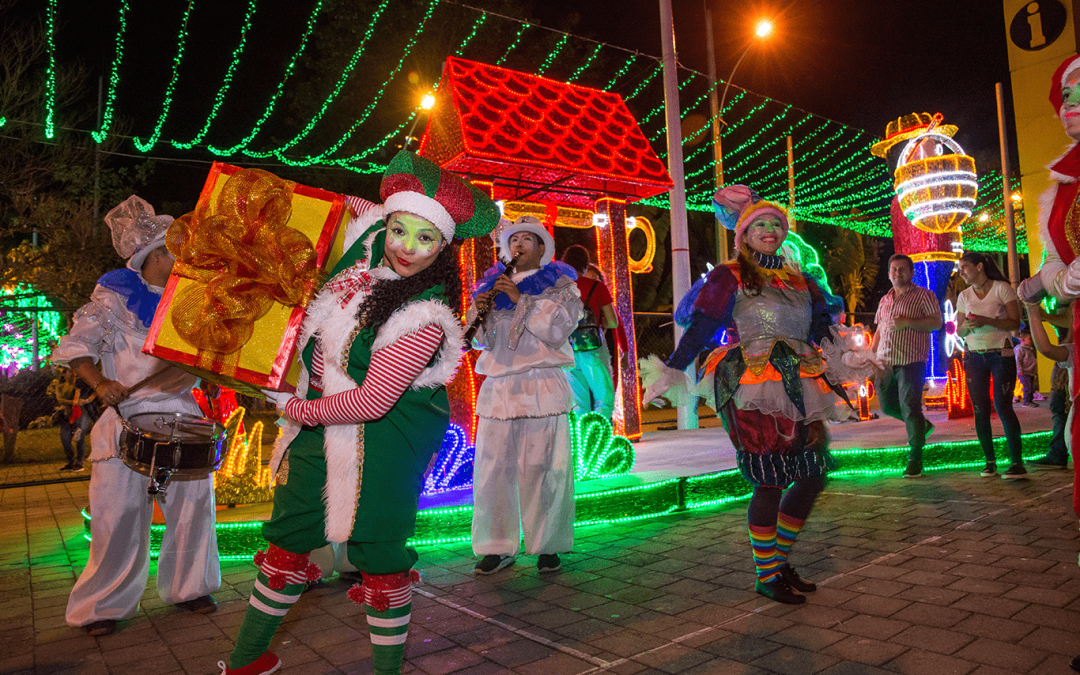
[1063,258,1080,298]
[639,356,690,407]
[1018,272,1047,304]
[262,388,297,414]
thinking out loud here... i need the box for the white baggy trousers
[471,414,574,556]
[65,457,220,626]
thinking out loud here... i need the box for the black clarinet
[463,252,522,345]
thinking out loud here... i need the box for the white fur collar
[1038,141,1080,262]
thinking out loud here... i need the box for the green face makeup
[388,214,441,253]
[750,217,782,233]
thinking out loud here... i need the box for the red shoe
[218,651,281,675]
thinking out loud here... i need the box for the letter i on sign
[1027,2,1046,48]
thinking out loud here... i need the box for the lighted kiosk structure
[418,56,674,443]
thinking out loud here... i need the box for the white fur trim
[343,204,387,253]
[371,298,464,389]
[1038,181,1059,263]
[383,192,455,242]
[1046,142,1079,184]
[1063,60,1080,89]
[317,287,369,543]
[292,253,456,542]
[1038,143,1080,265]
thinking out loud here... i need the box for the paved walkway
[3,444,1079,674]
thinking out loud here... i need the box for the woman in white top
[956,252,1026,479]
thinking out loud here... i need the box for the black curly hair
[355,238,463,331]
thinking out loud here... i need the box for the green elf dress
[224,150,498,675]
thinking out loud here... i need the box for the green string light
[43,0,58,139]
[535,33,569,76]
[171,0,258,150]
[454,12,487,56]
[133,1,195,152]
[604,54,639,90]
[246,0,392,158]
[91,0,129,143]
[566,42,603,83]
[624,63,662,101]
[206,0,324,156]
[495,22,531,66]
[265,0,440,166]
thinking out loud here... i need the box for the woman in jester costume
[221,151,499,675]
[641,185,854,605]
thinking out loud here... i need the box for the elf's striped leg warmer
[348,570,420,675]
[775,513,806,565]
[748,524,780,583]
[227,545,321,671]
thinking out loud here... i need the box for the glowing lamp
[420,93,436,110]
[942,299,965,357]
[755,19,774,38]
[894,133,978,234]
[626,216,657,274]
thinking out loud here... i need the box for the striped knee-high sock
[775,512,806,565]
[748,524,780,583]
[228,545,321,670]
[349,571,417,675]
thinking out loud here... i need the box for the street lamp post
[404,93,437,150]
[658,0,696,430]
[705,11,773,261]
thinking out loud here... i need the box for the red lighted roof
[418,57,673,209]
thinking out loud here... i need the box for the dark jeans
[1047,384,1069,464]
[964,351,1023,468]
[1019,374,1035,405]
[875,361,928,468]
[59,411,90,465]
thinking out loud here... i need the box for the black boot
[754,578,805,605]
[779,565,816,593]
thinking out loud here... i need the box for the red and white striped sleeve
[285,323,444,426]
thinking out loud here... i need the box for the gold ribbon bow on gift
[165,168,323,355]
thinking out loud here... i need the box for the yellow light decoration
[501,201,595,229]
[894,133,978,234]
[215,407,276,505]
[626,216,656,274]
[911,251,958,263]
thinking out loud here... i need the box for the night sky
[533,0,1014,165]
[31,0,1019,206]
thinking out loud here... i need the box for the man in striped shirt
[873,254,943,478]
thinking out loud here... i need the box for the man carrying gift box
[221,151,499,675]
[52,196,220,637]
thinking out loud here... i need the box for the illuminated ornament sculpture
[894,132,978,234]
[873,113,965,384]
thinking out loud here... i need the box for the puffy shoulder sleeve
[50,286,125,366]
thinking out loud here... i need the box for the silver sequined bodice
[732,283,811,350]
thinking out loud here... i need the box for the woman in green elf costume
[221,152,498,675]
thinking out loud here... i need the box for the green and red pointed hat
[380,151,498,240]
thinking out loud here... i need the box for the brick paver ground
[2,460,1078,674]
